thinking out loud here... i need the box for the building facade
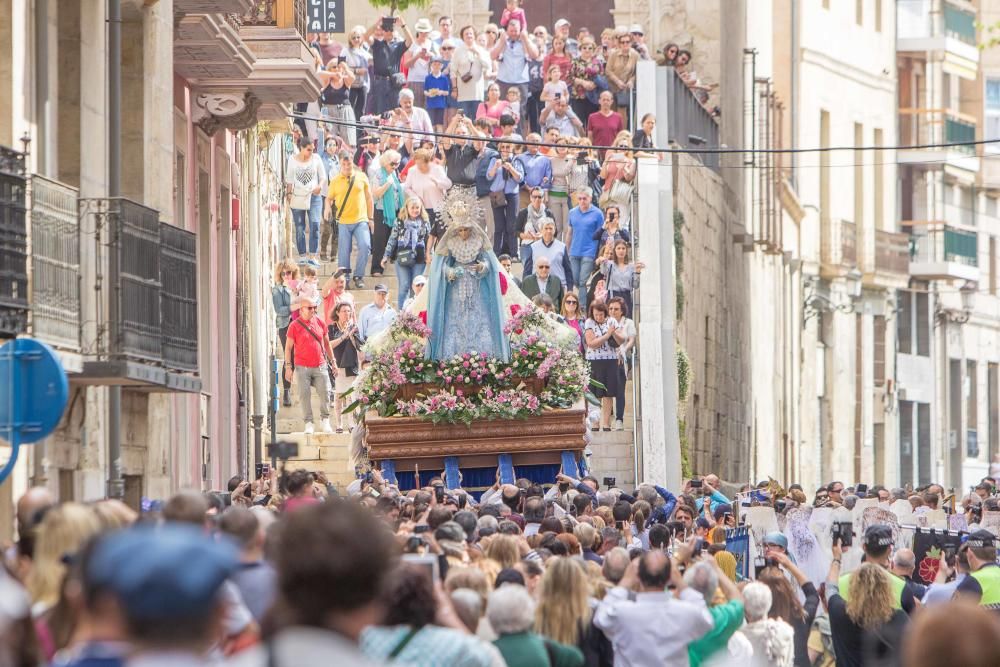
[0,0,319,538]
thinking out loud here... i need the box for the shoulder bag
[293,318,337,387]
[489,162,508,207]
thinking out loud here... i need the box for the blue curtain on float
[393,463,561,500]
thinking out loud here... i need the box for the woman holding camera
[451,25,493,119]
[329,302,362,433]
[758,553,821,667]
[381,197,431,310]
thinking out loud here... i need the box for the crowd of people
[7,472,1000,667]
[275,13,675,435]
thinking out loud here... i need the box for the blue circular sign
[0,338,70,444]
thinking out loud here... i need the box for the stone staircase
[270,251,638,492]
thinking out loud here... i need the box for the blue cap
[762,532,788,550]
[89,524,239,621]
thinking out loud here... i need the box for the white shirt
[593,587,714,667]
[285,154,328,210]
[406,39,439,82]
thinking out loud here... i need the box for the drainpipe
[107,0,124,500]
[790,0,798,188]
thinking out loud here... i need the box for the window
[873,315,886,385]
[991,237,997,296]
[897,288,930,356]
[987,78,1000,154]
[916,290,930,356]
[875,0,882,32]
[969,360,980,458]
[898,290,913,354]
[854,123,864,228]
[856,0,863,25]
[821,111,830,225]
[874,129,884,229]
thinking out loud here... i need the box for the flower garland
[351,304,589,424]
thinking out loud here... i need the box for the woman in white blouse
[451,25,493,120]
[403,148,452,254]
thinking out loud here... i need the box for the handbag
[460,61,474,83]
[615,89,631,107]
[489,164,508,207]
[396,246,417,267]
[293,319,337,388]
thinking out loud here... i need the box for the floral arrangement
[349,304,588,425]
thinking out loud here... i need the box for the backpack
[475,147,500,198]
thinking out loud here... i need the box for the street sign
[306,0,344,34]
[0,338,70,485]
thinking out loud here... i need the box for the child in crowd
[424,57,451,132]
[541,65,569,110]
[290,265,321,323]
[499,0,527,30]
[505,86,523,130]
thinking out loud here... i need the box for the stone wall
[673,152,752,483]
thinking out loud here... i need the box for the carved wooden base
[366,401,587,463]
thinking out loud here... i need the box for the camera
[380,16,396,31]
[267,440,298,461]
[575,152,587,165]
[405,535,424,552]
[831,521,854,548]
[603,476,616,489]
[689,479,703,489]
[434,484,445,503]
[255,463,271,479]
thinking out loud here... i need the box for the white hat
[629,24,644,34]
[414,18,433,33]
[413,275,428,286]
[554,18,571,29]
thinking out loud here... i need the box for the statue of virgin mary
[424,199,510,362]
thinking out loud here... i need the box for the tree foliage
[368,0,431,17]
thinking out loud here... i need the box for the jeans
[570,255,595,307]
[519,244,533,272]
[296,364,330,423]
[492,192,519,257]
[292,194,323,255]
[458,100,480,119]
[370,210,391,275]
[372,77,400,114]
[278,326,293,390]
[350,86,368,122]
[394,261,426,310]
[337,221,371,280]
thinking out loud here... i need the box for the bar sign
[307,0,343,33]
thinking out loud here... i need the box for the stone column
[634,61,682,489]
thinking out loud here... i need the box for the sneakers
[320,418,334,433]
[353,276,365,289]
[614,419,625,431]
[304,421,315,434]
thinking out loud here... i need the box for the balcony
[663,67,720,172]
[77,198,200,392]
[30,175,81,360]
[821,220,857,277]
[865,230,911,289]
[897,0,979,78]
[174,13,256,84]
[908,223,980,282]
[237,0,322,108]
[898,108,979,175]
[0,146,27,339]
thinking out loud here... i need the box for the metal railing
[113,198,162,363]
[160,223,199,371]
[663,68,720,172]
[899,108,977,151]
[898,0,977,45]
[30,175,81,351]
[0,145,28,338]
[909,224,978,266]
[874,230,910,276]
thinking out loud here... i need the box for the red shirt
[288,316,327,367]
[587,111,625,151]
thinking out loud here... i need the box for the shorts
[428,107,446,126]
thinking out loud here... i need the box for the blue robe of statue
[425,246,511,362]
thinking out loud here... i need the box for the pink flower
[463,361,471,368]
[456,390,463,397]
[444,376,452,383]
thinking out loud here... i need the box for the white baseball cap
[554,18,571,29]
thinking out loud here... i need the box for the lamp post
[802,270,864,325]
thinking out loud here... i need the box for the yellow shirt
[327,171,371,224]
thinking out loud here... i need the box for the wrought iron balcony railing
[30,175,81,351]
[0,145,28,339]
